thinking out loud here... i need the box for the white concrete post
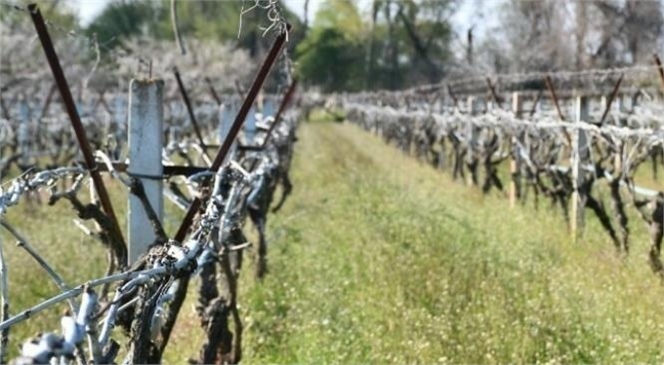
[245,106,257,144]
[218,103,232,143]
[218,102,238,163]
[128,79,164,265]
[263,98,276,117]
[571,95,589,237]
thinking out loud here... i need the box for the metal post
[654,54,664,94]
[161,24,292,357]
[261,79,298,148]
[599,74,624,126]
[544,75,565,121]
[127,79,164,265]
[487,77,502,108]
[29,3,127,264]
[174,68,208,151]
[204,77,222,105]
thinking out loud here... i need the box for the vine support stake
[486,77,502,109]
[598,73,624,126]
[544,75,572,144]
[205,77,222,105]
[28,3,127,265]
[174,67,210,160]
[127,79,164,265]
[159,24,292,358]
[544,75,565,121]
[447,84,459,110]
[571,95,590,238]
[173,24,292,243]
[261,78,298,148]
[654,54,664,94]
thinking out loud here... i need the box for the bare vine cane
[156,23,292,358]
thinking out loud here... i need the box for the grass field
[3,119,664,363]
[236,121,664,364]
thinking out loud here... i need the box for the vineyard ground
[3,119,664,363]
[237,120,664,364]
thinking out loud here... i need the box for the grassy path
[237,121,664,364]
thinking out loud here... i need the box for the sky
[65,0,499,58]
[68,0,494,33]
[66,0,323,26]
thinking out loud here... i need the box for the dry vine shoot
[0,1,302,364]
[337,61,663,275]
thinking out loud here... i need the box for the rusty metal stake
[486,77,502,108]
[28,3,127,264]
[38,83,57,120]
[174,68,210,158]
[204,77,222,105]
[598,73,623,126]
[447,84,459,109]
[0,92,9,120]
[544,75,571,144]
[174,26,291,242]
[529,90,543,117]
[654,54,664,94]
[544,75,565,120]
[159,25,292,357]
[261,78,298,148]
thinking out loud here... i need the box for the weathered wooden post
[128,79,164,264]
[571,95,589,237]
[510,92,523,208]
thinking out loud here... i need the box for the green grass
[237,121,664,364]
[2,120,664,364]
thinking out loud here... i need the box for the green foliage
[295,0,454,92]
[295,27,365,92]
[0,0,78,29]
[85,0,304,57]
[313,0,364,41]
[294,0,365,92]
[85,0,158,50]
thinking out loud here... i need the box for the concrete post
[571,95,589,237]
[127,79,164,264]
